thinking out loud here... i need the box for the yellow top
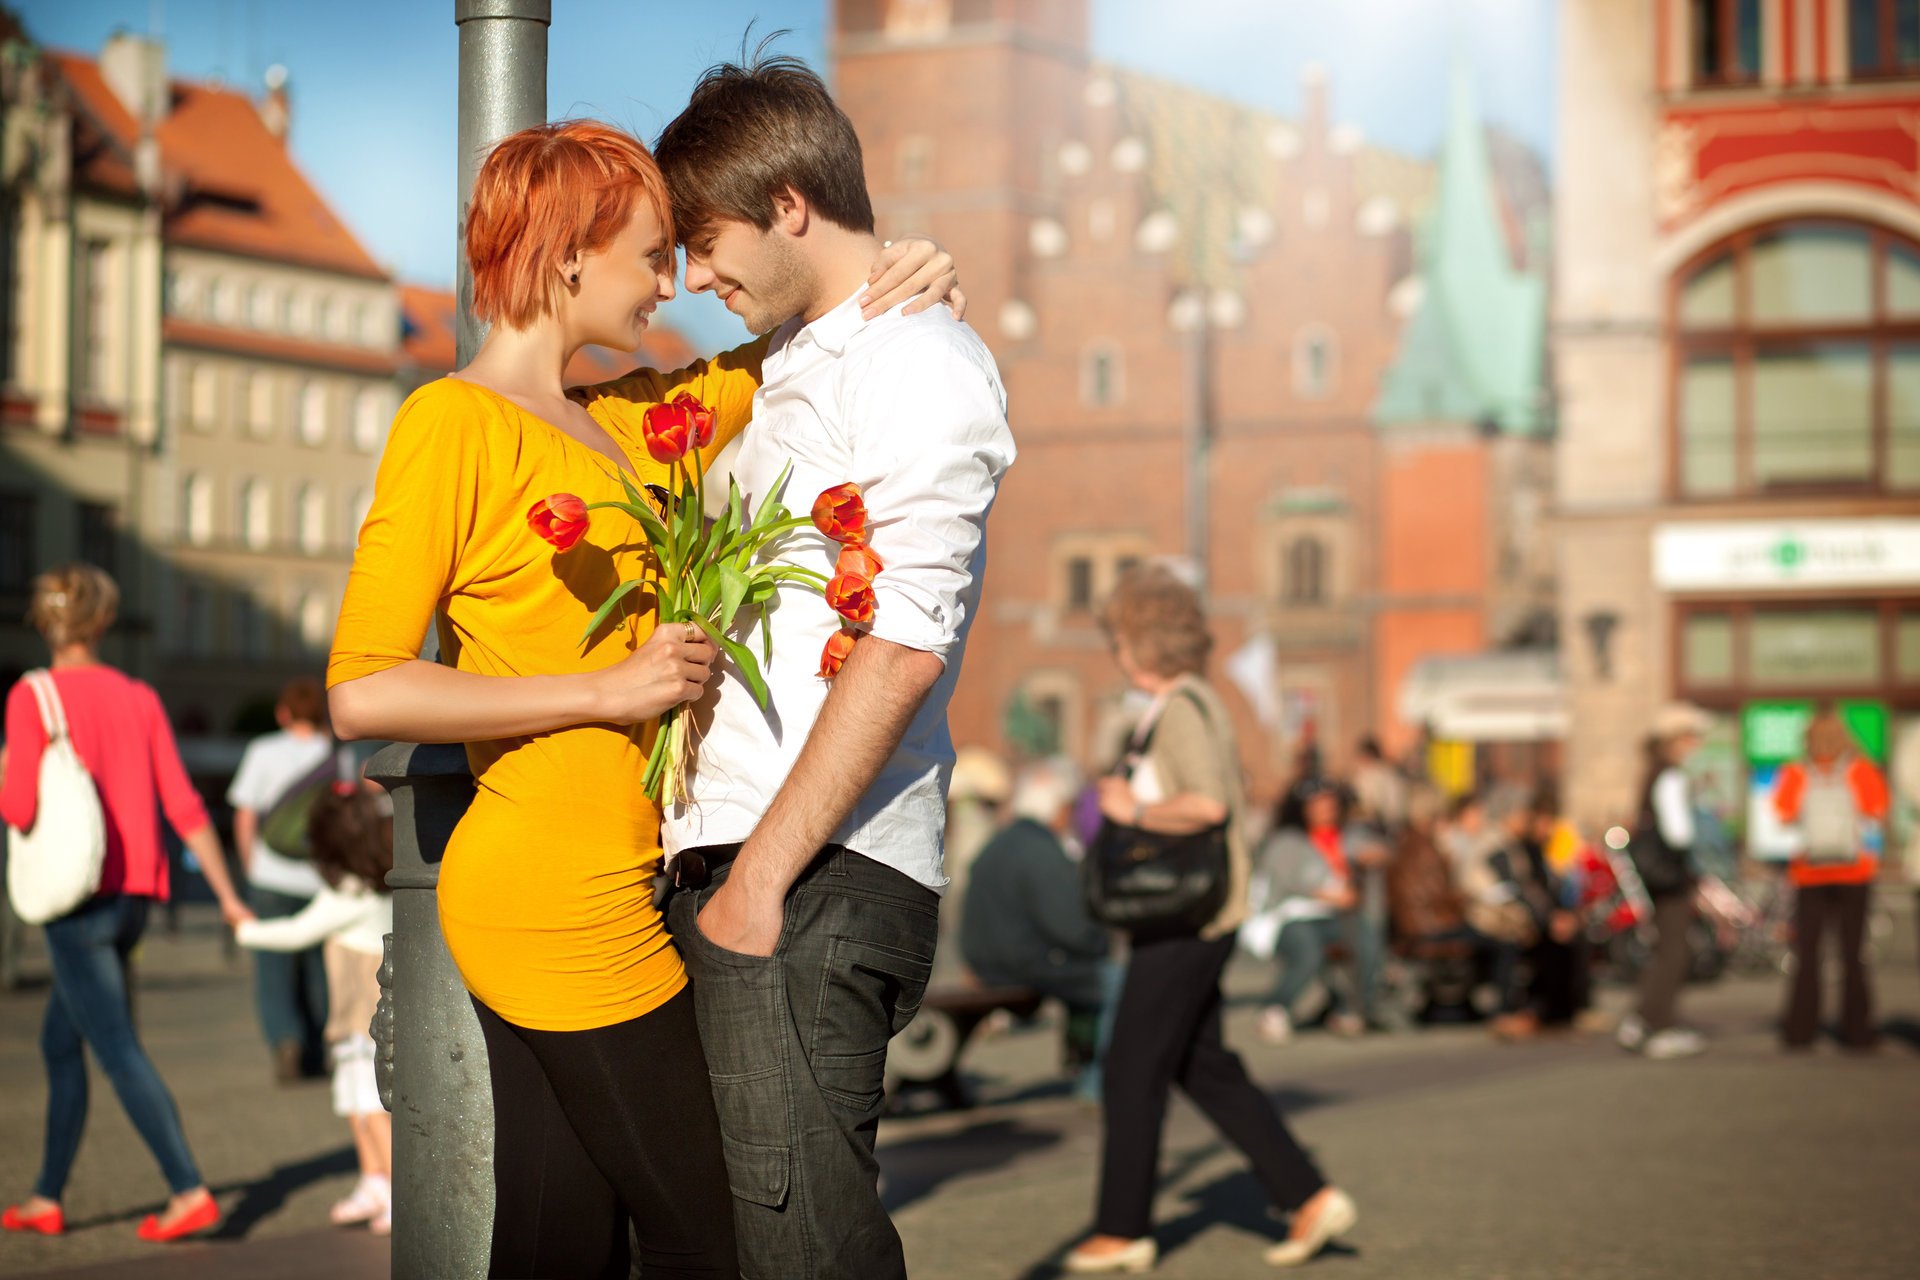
[328,338,767,1031]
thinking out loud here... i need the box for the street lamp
[1167,283,1243,588]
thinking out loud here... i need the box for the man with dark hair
[651,54,1013,1278]
[227,676,334,1081]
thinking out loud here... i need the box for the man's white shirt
[663,288,1014,892]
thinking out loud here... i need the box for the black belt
[670,843,742,891]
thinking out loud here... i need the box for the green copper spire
[1374,61,1547,434]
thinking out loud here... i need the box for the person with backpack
[1772,709,1890,1050]
[237,776,396,1235]
[1617,702,1712,1061]
[0,564,251,1244]
[228,676,339,1082]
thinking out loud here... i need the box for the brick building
[1555,0,1920,837]
[834,0,1548,798]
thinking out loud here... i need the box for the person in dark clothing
[960,759,1111,1065]
[1518,788,1591,1031]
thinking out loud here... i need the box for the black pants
[1096,932,1326,1239]
[1527,933,1590,1026]
[669,847,938,1280]
[471,989,738,1279]
[1783,882,1876,1048]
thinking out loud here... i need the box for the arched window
[1673,220,1920,496]
[181,473,214,546]
[297,483,326,554]
[299,590,333,655]
[353,386,390,452]
[1282,536,1328,606]
[299,380,329,445]
[240,478,272,550]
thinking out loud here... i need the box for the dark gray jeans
[668,846,938,1280]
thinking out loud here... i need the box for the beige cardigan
[1137,674,1251,938]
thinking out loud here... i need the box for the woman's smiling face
[570,203,677,351]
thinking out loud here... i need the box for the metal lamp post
[369,6,547,1276]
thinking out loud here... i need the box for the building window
[250,283,281,330]
[297,483,326,554]
[0,492,35,595]
[316,296,337,342]
[348,487,372,543]
[1693,0,1762,85]
[243,370,277,437]
[299,381,329,445]
[1673,220,1920,497]
[240,478,272,550]
[1294,326,1337,400]
[77,503,116,575]
[298,590,333,655]
[1065,556,1095,612]
[288,291,314,335]
[1676,602,1917,698]
[181,474,214,546]
[186,362,217,432]
[210,276,239,324]
[1282,536,1328,606]
[1082,343,1122,408]
[1849,0,1920,77]
[80,240,112,398]
[352,387,389,452]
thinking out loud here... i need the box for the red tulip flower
[818,629,857,679]
[835,544,884,581]
[527,493,589,552]
[812,482,868,544]
[641,401,693,463]
[671,391,717,448]
[825,572,877,625]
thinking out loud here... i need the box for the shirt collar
[792,286,870,357]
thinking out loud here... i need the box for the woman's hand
[590,622,717,724]
[1097,776,1136,824]
[861,237,965,321]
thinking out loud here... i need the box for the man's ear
[770,187,809,236]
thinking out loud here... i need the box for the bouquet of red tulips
[527,392,880,803]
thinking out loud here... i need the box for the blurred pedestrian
[1518,788,1590,1032]
[959,757,1112,1084]
[1439,792,1528,1019]
[228,676,337,1082]
[0,565,251,1244]
[1617,703,1713,1060]
[1772,709,1888,1051]
[1066,565,1356,1273]
[1350,734,1408,836]
[238,777,396,1234]
[1254,782,1370,1043]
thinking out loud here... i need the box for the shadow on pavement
[1880,1015,1920,1049]
[880,1118,1062,1214]
[210,1146,359,1239]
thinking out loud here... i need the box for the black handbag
[1627,808,1694,899]
[1083,688,1232,939]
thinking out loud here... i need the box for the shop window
[1681,612,1736,686]
[1673,220,1920,497]
[1898,610,1920,681]
[1849,0,1920,77]
[1694,0,1762,85]
[1749,610,1881,687]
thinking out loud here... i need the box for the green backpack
[258,746,354,860]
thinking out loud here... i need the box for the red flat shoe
[136,1194,218,1243]
[3,1203,65,1235]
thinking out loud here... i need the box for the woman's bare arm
[330,626,715,743]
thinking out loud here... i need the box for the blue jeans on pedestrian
[248,885,328,1063]
[37,894,202,1199]
[1270,916,1347,1014]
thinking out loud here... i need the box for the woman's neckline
[448,374,639,476]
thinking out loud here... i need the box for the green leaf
[716,561,750,632]
[728,476,745,545]
[577,579,646,647]
[584,499,671,551]
[686,613,770,709]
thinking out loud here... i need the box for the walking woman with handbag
[0,565,253,1243]
[1066,564,1357,1274]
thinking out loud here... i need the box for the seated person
[1257,782,1377,1042]
[1389,784,1521,1019]
[959,758,1111,1068]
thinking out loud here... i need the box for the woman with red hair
[326,119,958,1279]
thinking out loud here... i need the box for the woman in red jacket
[1772,709,1889,1050]
[1,565,251,1243]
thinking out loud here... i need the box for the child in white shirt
[237,779,394,1235]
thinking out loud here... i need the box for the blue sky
[21,0,1554,352]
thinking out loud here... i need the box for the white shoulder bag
[6,671,107,924]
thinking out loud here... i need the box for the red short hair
[465,120,673,330]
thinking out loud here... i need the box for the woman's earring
[568,273,579,286]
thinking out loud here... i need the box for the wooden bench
[885,983,1043,1111]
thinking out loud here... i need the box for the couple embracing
[327,54,1011,1280]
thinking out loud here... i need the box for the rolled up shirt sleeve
[849,331,1013,665]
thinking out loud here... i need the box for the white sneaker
[1258,1007,1293,1045]
[1643,1028,1707,1060]
[1615,1015,1647,1052]
[330,1176,388,1226]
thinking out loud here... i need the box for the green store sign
[1741,699,1887,766]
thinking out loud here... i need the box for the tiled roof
[50,50,387,280]
[398,284,699,386]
